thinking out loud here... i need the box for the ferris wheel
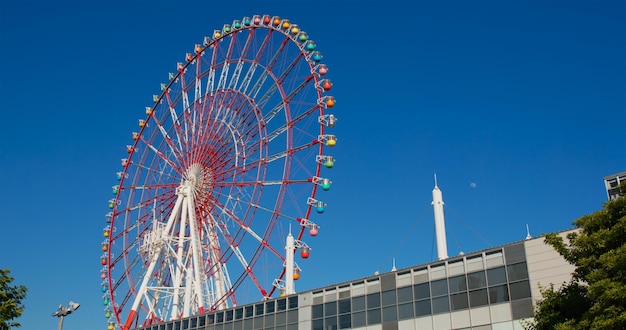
[99,15,338,330]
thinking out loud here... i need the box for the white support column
[432,176,449,260]
[285,233,295,295]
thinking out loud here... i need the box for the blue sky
[1,0,624,329]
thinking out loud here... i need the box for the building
[604,171,626,201]
[132,230,575,330]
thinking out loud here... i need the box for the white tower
[285,232,295,295]
[432,175,449,260]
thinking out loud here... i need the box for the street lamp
[52,301,80,330]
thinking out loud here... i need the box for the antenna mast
[432,174,449,260]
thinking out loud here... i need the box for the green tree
[526,182,626,330]
[0,269,27,329]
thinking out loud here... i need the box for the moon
[470,182,477,188]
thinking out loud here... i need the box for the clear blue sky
[1,1,624,329]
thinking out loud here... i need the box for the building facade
[132,230,574,330]
[604,171,626,201]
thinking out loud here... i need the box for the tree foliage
[527,182,626,330]
[0,269,27,329]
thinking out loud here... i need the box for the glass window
[287,310,297,324]
[366,308,381,325]
[398,302,414,320]
[312,319,323,330]
[489,284,509,304]
[266,301,275,313]
[432,296,449,314]
[431,279,449,296]
[207,314,215,325]
[382,290,396,306]
[339,314,351,329]
[449,275,467,293]
[510,280,532,300]
[450,292,469,311]
[367,292,380,309]
[275,312,286,326]
[253,316,264,329]
[265,314,274,327]
[325,316,337,330]
[414,299,431,316]
[397,286,412,303]
[226,310,234,321]
[507,262,529,282]
[352,296,365,311]
[288,296,298,309]
[487,267,507,286]
[338,299,350,314]
[277,299,287,311]
[312,304,323,319]
[469,289,489,307]
[255,303,264,315]
[325,301,337,316]
[352,311,366,328]
[216,312,224,323]
[383,305,397,322]
[245,306,254,317]
[199,315,206,326]
[467,271,487,290]
[235,308,244,320]
[414,282,430,300]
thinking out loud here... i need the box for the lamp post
[52,301,80,330]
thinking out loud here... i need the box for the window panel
[367,308,381,325]
[398,302,414,320]
[414,282,430,300]
[288,296,298,309]
[312,319,323,330]
[367,292,381,309]
[275,312,286,326]
[467,271,487,290]
[266,301,275,313]
[352,296,365,311]
[235,308,244,320]
[397,286,412,303]
[312,304,323,319]
[489,284,509,304]
[449,275,467,293]
[431,279,449,296]
[487,267,507,286]
[277,299,287,311]
[510,280,532,300]
[338,299,351,314]
[507,262,529,282]
[287,310,297,324]
[325,301,337,316]
[265,314,275,327]
[383,305,397,322]
[255,303,264,316]
[352,311,366,328]
[450,292,469,311]
[432,296,449,314]
[339,314,351,329]
[414,299,431,317]
[469,289,489,307]
[382,290,396,306]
